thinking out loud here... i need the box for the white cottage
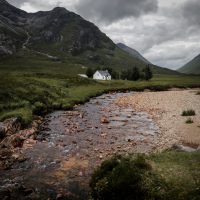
[93,70,112,80]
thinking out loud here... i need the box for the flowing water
[0,92,160,199]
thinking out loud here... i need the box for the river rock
[101,117,110,124]
[172,144,196,152]
[0,117,21,139]
[197,145,200,151]
[11,135,24,148]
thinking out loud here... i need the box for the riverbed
[0,92,161,199]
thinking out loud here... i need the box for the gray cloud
[182,0,200,26]
[75,0,158,24]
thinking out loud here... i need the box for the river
[0,92,160,199]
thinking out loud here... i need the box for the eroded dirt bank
[116,89,200,149]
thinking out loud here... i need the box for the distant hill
[178,54,200,75]
[117,43,150,64]
[0,0,179,75]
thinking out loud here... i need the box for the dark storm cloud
[182,0,200,26]
[7,0,62,11]
[75,0,158,24]
[8,0,29,7]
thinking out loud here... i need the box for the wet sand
[116,89,200,149]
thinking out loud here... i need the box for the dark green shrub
[90,155,168,200]
[32,101,47,115]
[182,110,196,116]
[186,118,194,124]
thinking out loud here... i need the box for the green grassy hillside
[0,50,200,124]
[178,54,200,74]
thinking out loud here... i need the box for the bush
[182,109,196,116]
[32,101,47,115]
[90,155,168,200]
[186,118,194,124]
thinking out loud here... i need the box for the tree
[131,67,140,81]
[142,64,153,81]
[121,70,129,80]
[86,67,94,78]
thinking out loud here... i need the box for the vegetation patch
[91,152,200,200]
[185,118,194,124]
[90,155,168,200]
[182,109,196,116]
[196,91,200,95]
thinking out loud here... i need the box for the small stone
[100,133,107,138]
[78,171,83,176]
[101,117,110,124]
[56,194,64,200]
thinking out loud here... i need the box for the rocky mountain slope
[178,54,200,74]
[117,43,150,64]
[0,0,178,75]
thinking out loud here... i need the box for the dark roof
[97,70,111,76]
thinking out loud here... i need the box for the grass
[91,151,200,200]
[0,50,200,125]
[196,91,200,95]
[149,151,200,199]
[185,118,194,124]
[182,110,196,116]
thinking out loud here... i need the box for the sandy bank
[116,89,200,150]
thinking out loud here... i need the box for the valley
[0,0,200,199]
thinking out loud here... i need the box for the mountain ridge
[0,0,179,75]
[178,54,200,75]
[117,43,151,64]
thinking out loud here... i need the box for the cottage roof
[97,70,111,77]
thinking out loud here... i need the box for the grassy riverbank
[0,70,200,125]
[91,151,200,200]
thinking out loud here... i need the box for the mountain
[117,43,150,64]
[0,0,179,75]
[178,54,200,75]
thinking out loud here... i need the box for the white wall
[93,71,112,80]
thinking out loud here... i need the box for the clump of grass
[196,91,200,95]
[185,118,193,124]
[182,109,196,116]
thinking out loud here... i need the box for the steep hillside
[117,43,179,75]
[117,43,150,64]
[0,0,178,75]
[178,54,200,74]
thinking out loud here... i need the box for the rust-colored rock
[101,117,110,124]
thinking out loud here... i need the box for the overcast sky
[7,0,200,69]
